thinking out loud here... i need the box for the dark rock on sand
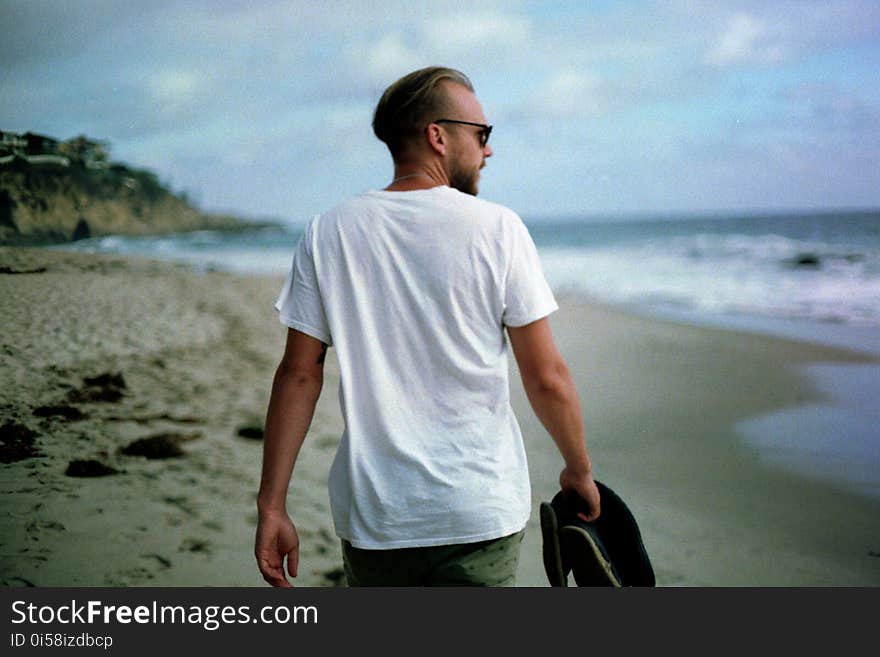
[104,412,205,424]
[0,422,43,463]
[0,265,47,274]
[72,217,90,241]
[84,372,127,389]
[33,404,87,420]
[322,567,346,586]
[68,372,127,403]
[788,252,821,268]
[121,432,202,459]
[65,459,120,477]
[236,425,264,440]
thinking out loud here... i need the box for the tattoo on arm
[316,343,328,365]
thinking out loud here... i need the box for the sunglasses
[433,119,493,147]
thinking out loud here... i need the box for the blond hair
[372,66,473,158]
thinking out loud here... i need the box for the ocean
[56,209,880,329]
[54,208,880,500]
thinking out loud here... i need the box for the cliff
[0,133,259,245]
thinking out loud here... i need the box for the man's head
[373,66,493,195]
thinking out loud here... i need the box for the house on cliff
[1,130,27,154]
[0,131,110,168]
[24,132,60,155]
[1,130,69,166]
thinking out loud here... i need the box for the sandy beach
[1,246,878,587]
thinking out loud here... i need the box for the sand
[1,246,878,587]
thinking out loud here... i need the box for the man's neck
[385,163,447,191]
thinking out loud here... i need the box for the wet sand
[516,296,880,586]
[2,247,878,586]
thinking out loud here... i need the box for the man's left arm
[255,328,327,587]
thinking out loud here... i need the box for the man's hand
[255,510,300,587]
[559,466,601,522]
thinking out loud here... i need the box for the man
[256,66,599,587]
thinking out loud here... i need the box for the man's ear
[425,123,447,156]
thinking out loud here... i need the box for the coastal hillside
[0,131,254,245]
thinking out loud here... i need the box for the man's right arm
[255,328,326,587]
[506,317,600,520]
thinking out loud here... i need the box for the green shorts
[342,530,525,587]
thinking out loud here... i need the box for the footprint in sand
[2,576,36,587]
[201,520,224,532]
[104,566,155,586]
[179,537,212,555]
[25,519,66,534]
[162,495,198,517]
[67,372,128,404]
[141,553,172,569]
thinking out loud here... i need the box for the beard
[448,160,480,196]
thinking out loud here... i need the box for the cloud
[422,12,530,52]
[364,33,427,82]
[536,70,606,119]
[148,69,205,104]
[706,13,786,67]
[784,83,880,134]
[0,1,146,66]
[352,8,535,88]
[700,2,880,69]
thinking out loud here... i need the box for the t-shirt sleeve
[274,220,333,345]
[502,214,559,327]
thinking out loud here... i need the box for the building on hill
[59,135,109,168]
[0,130,113,168]
[23,132,60,156]
[1,130,28,154]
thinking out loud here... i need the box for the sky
[2,0,879,223]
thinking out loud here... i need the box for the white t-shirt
[275,185,558,549]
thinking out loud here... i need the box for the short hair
[373,66,474,158]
